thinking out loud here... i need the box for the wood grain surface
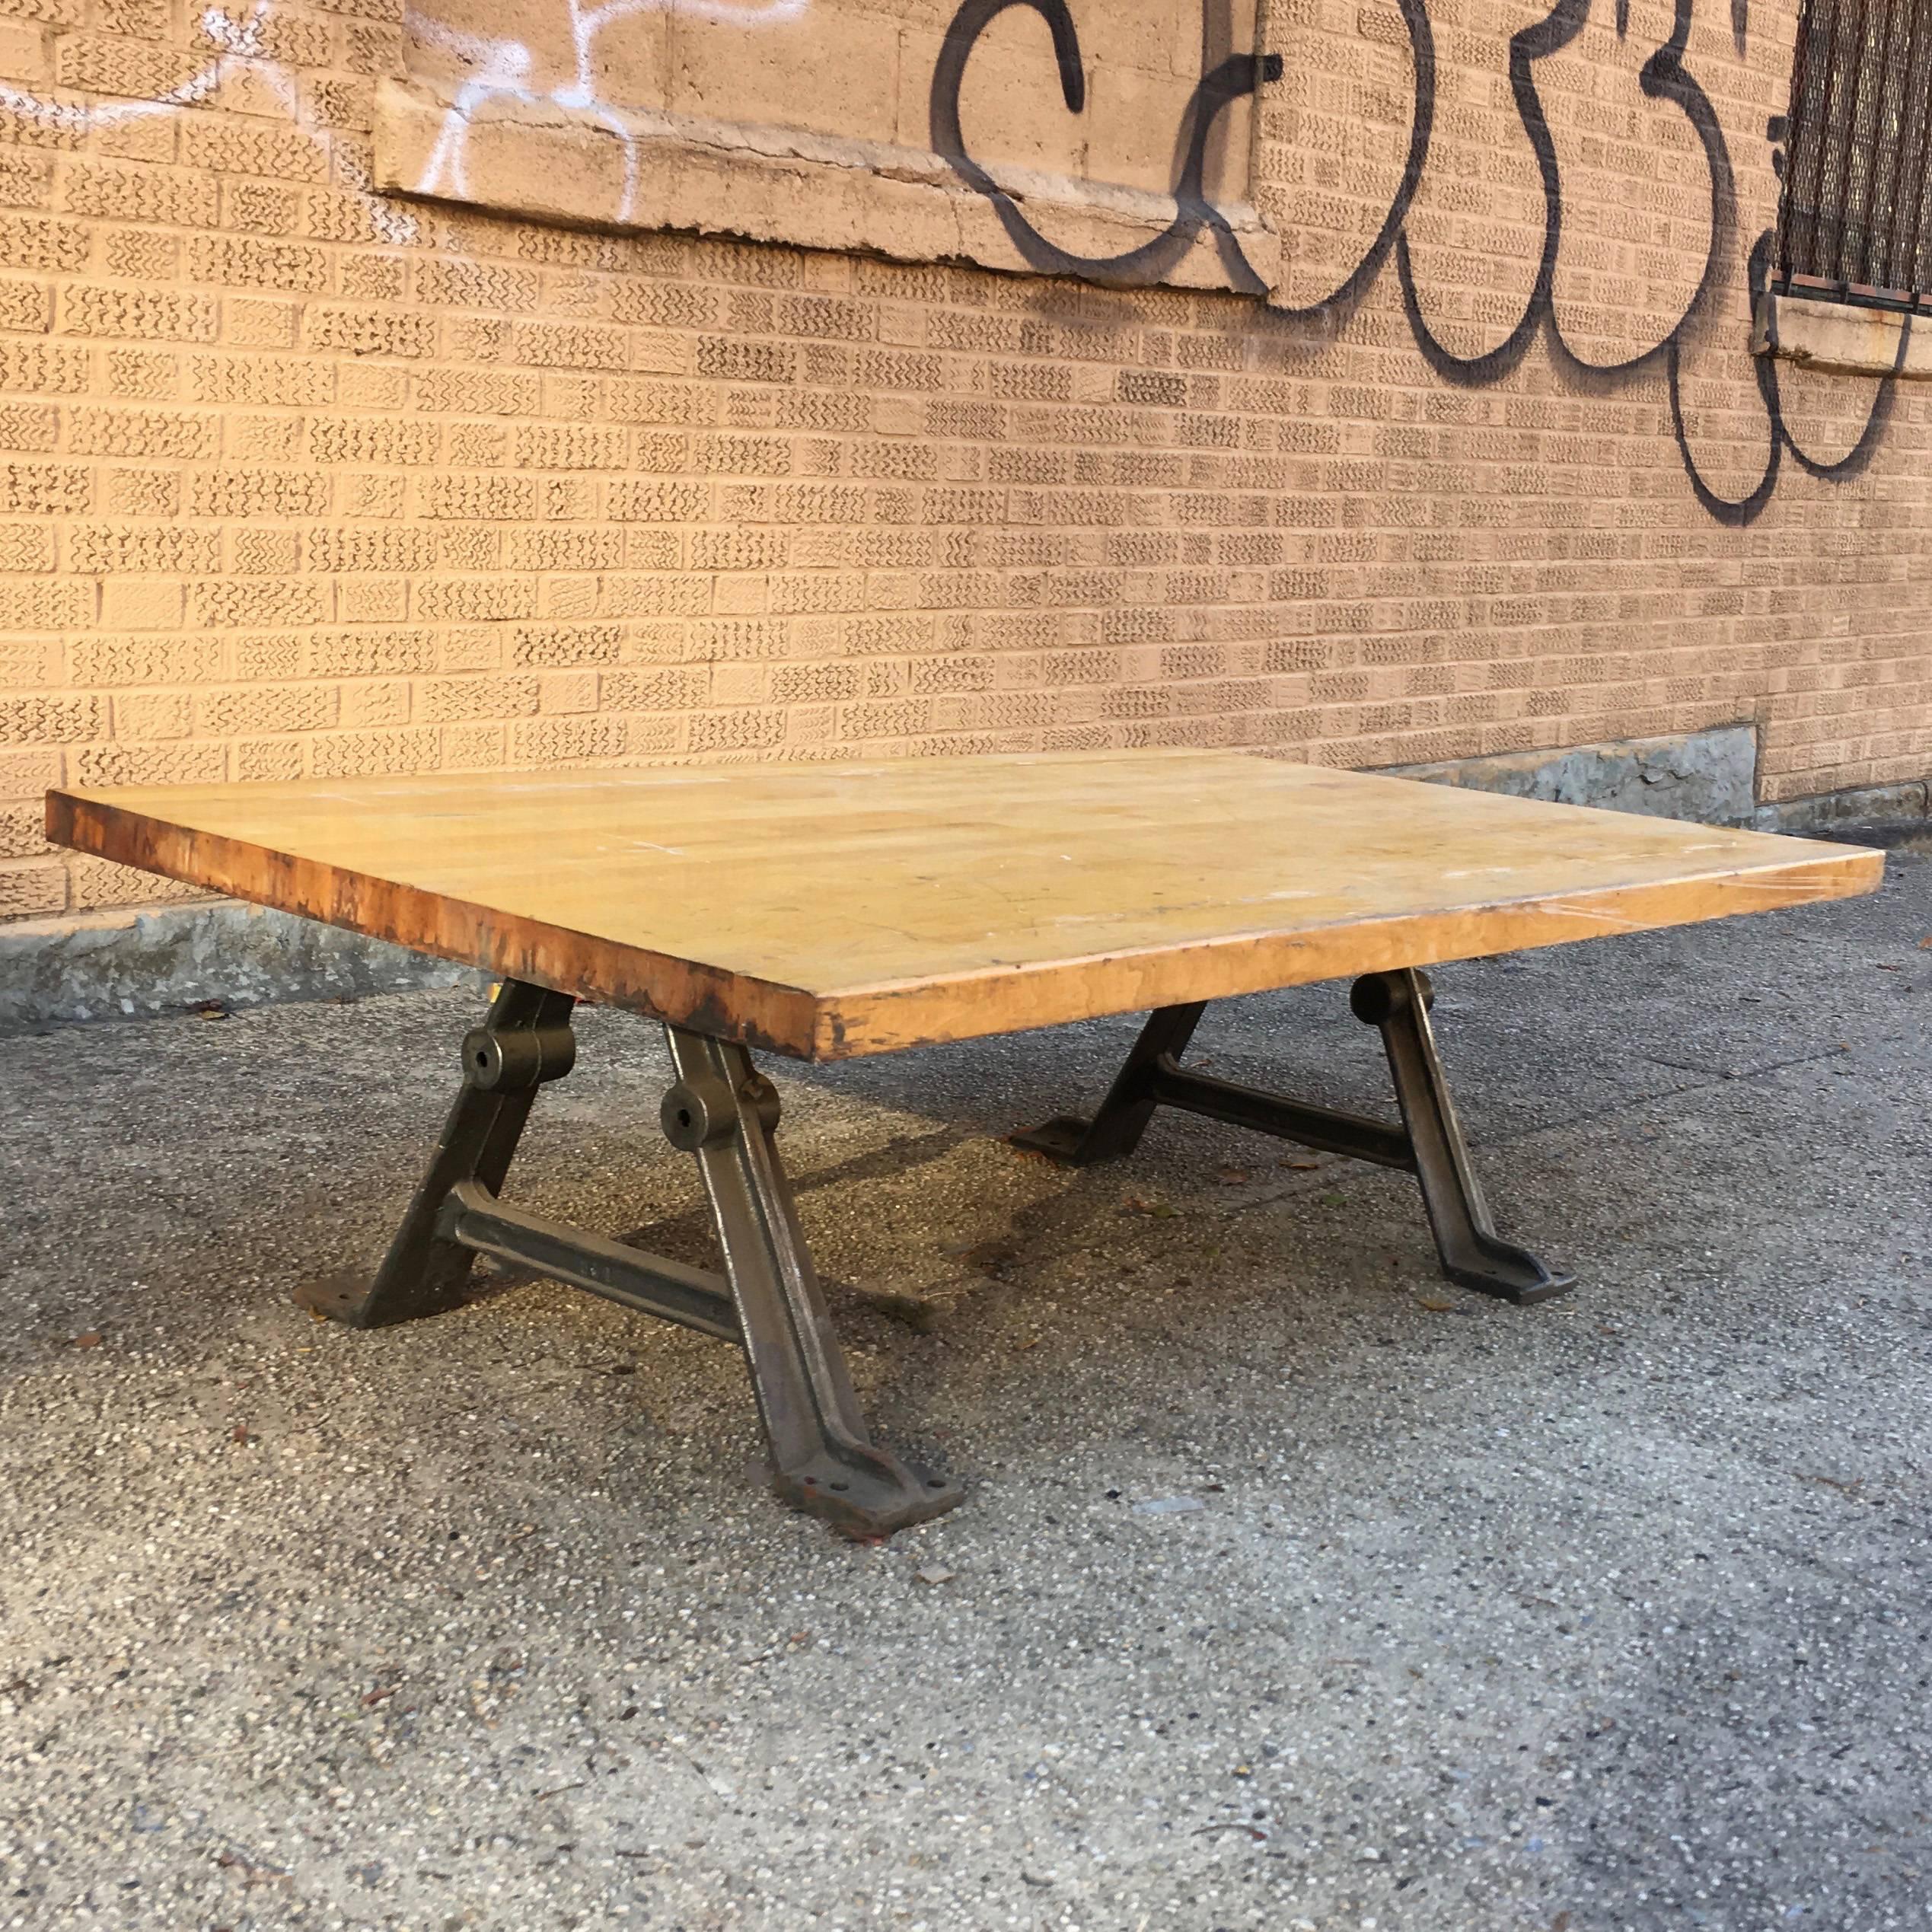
[47,751,1883,1060]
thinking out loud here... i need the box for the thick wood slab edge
[47,784,1879,1063]
[807,845,1883,1054]
[46,790,824,1057]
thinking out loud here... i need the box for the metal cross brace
[1011,968,1571,1306]
[300,965,1563,1541]
[298,980,961,1538]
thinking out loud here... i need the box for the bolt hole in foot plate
[292,1270,472,1328]
[782,1455,964,1538]
[1007,1114,1095,1164]
[292,1270,378,1323]
[1448,1246,1575,1305]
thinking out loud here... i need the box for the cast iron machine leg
[1350,969,1569,1304]
[659,1025,961,1533]
[296,978,580,1327]
[1013,967,1569,1305]
[1009,1000,1207,1166]
[299,981,960,1537]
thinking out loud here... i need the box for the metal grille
[1775,0,1932,312]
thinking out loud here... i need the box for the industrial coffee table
[49,751,1881,1535]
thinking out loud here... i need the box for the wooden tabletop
[47,751,1882,1060]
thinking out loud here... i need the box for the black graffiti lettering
[929,0,1283,295]
[1396,0,1589,387]
[1268,0,1435,324]
[1667,232,1786,526]
[931,0,1895,528]
[1670,228,1904,524]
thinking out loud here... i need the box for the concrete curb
[1753,775,1932,834]
[1390,724,1761,827]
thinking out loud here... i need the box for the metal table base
[1014,968,1570,1306]
[298,980,961,1538]
[301,968,1566,1538]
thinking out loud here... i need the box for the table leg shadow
[1012,968,1572,1306]
[298,978,961,1539]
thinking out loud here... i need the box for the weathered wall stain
[933,0,1899,525]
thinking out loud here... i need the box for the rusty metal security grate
[1775,0,1932,314]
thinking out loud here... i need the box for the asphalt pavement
[2,850,1927,1932]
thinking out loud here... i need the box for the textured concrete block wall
[1,0,1928,927]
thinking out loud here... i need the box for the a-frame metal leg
[1010,1000,1207,1165]
[297,979,579,1327]
[300,982,961,1538]
[1012,968,1570,1306]
[660,1026,962,1536]
[1350,970,1570,1304]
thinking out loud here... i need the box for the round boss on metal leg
[661,1074,738,1150]
[461,1023,576,1091]
[1349,968,1434,1026]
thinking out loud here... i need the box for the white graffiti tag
[406,0,811,223]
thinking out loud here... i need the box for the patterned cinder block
[0,0,1922,923]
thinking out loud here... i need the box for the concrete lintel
[374,78,1280,297]
[1752,290,1931,380]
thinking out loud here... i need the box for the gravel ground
[2,853,1928,1932]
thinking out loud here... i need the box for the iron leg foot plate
[1443,1240,1575,1306]
[293,1271,466,1328]
[1009,1114,1101,1165]
[771,1449,964,1539]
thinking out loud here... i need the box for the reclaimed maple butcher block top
[47,749,1882,1060]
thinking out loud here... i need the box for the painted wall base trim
[1388,724,1762,828]
[1393,725,1930,843]
[0,901,485,1035]
[1392,725,1929,840]
[1754,777,1932,837]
